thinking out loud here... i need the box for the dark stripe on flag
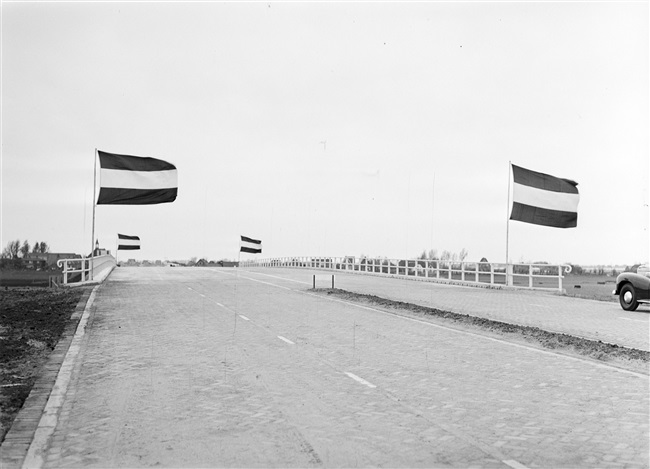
[98,151,176,171]
[512,164,578,194]
[117,233,141,250]
[240,235,262,253]
[510,202,578,228]
[97,188,177,205]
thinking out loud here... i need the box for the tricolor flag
[97,151,178,205]
[510,164,579,228]
[240,236,262,254]
[117,234,141,250]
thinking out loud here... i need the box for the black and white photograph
[1,2,648,468]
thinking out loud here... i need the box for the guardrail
[56,254,116,285]
[240,256,572,291]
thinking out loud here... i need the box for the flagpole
[91,149,98,281]
[505,161,512,285]
[430,172,435,255]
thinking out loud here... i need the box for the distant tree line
[418,248,469,263]
[1,240,50,259]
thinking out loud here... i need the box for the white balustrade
[239,256,571,292]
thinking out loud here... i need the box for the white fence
[56,254,116,285]
[240,257,572,291]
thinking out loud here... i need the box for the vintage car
[613,265,650,311]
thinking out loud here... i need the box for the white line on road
[239,315,250,321]
[306,293,649,379]
[241,270,312,285]
[206,269,649,378]
[344,372,377,388]
[242,275,292,290]
[277,335,295,345]
[503,460,530,469]
[619,317,647,322]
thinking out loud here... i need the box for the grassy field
[0,270,71,287]
[562,274,618,302]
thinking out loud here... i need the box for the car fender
[614,272,650,300]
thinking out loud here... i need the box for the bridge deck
[7,267,649,468]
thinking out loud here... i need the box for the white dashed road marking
[619,317,647,322]
[277,336,295,345]
[503,459,530,469]
[239,315,250,321]
[344,372,377,388]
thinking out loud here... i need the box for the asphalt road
[18,267,650,468]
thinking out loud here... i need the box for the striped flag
[97,151,178,205]
[117,234,141,250]
[240,236,262,254]
[510,164,579,228]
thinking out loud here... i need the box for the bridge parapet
[56,254,116,286]
[240,256,572,292]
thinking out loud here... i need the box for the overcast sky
[2,1,648,266]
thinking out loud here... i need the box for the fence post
[529,265,534,288]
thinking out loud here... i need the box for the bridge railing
[56,254,116,286]
[240,256,572,291]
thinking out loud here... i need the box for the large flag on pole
[510,164,579,228]
[97,151,178,205]
[240,236,262,254]
[117,234,141,250]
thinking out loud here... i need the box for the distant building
[22,252,81,270]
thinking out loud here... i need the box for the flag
[97,151,178,205]
[510,164,579,228]
[240,236,262,254]
[117,234,141,250]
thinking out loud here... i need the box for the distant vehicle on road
[613,265,650,311]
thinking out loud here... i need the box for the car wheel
[619,284,639,311]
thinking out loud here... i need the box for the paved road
[22,268,650,467]
[246,267,650,352]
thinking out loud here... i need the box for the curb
[0,286,96,469]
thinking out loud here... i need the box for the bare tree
[2,240,21,259]
[459,248,468,262]
[20,241,30,258]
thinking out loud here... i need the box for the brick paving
[3,267,649,468]
[245,267,650,351]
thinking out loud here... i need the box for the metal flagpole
[505,161,512,285]
[91,149,98,280]
[430,172,435,253]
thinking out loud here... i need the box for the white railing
[56,254,116,285]
[240,256,572,291]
